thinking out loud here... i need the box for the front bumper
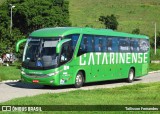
[21,74,59,86]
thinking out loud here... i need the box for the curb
[148,70,160,74]
[0,70,160,83]
[0,80,19,83]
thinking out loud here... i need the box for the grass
[0,62,20,82]
[150,49,160,60]
[1,0,160,37]
[1,82,160,105]
[149,63,160,71]
[0,82,160,113]
[68,0,160,37]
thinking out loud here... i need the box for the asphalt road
[0,72,160,103]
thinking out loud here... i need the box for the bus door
[58,40,74,85]
[78,35,92,82]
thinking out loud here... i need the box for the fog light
[21,71,26,75]
[50,80,54,83]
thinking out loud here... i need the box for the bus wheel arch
[74,70,85,88]
[79,70,86,82]
[127,67,135,83]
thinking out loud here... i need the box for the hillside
[69,0,160,37]
[1,0,160,37]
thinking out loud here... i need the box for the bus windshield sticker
[44,41,58,47]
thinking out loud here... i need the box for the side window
[130,39,140,52]
[94,36,101,52]
[102,37,107,52]
[78,35,93,56]
[139,39,149,52]
[64,34,80,50]
[108,37,119,52]
[60,41,73,65]
[119,38,130,52]
[108,38,112,51]
[86,35,93,52]
[94,36,107,52]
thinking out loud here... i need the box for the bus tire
[74,71,84,88]
[127,69,135,83]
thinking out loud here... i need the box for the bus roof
[30,27,149,39]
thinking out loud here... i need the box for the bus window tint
[60,42,73,65]
[72,34,79,49]
[94,36,101,52]
[119,38,130,52]
[108,38,112,51]
[139,39,149,52]
[130,39,140,52]
[94,36,107,52]
[81,37,87,52]
[102,37,107,52]
[86,35,93,52]
[78,35,93,55]
[64,34,80,50]
[108,37,119,52]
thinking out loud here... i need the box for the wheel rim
[76,74,82,85]
[129,70,134,80]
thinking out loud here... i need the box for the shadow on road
[5,78,142,90]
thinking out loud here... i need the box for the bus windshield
[22,38,60,70]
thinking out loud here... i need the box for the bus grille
[25,73,48,78]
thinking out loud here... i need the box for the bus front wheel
[74,71,84,88]
[127,69,135,83]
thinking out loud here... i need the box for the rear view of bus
[16,27,150,88]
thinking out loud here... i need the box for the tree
[150,32,160,48]
[99,14,118,30]
[0,0,71,55]
[12,0,71,35]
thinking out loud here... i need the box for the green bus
[16,27,150,88]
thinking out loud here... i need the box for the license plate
[32,80,39,83]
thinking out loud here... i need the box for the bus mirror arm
[16,39,27,52]
[56,39,71,54]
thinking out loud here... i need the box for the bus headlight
[47,71,59,77]
[21,71,26,75]
[47,73,55,77]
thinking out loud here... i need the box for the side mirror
[56,39,71,54]
[16,39,27,52]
